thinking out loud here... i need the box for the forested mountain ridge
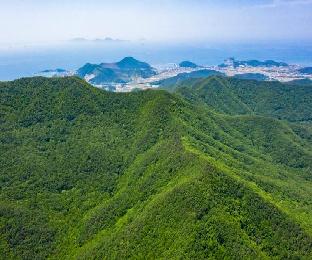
[1,76,312,259]
[167,76,312,122]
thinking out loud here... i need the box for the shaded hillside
[233,73,268,81]
[287,78,312,86]
[0,77,312,259]
[156,69,224,89]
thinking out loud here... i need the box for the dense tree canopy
[0,76,312,259]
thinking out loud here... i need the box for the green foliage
[174,76,312,122]
[0,76,312,259]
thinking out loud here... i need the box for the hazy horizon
[1,0,312,48]
[1,0,312,80]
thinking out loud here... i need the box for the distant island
[41,68,67,73]
[35,68,72,78]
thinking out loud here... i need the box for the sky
[0,0,312,47]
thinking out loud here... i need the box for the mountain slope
[173,76,312,122]
[0,77,312,259]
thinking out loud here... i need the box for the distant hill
[179,61,199,68]
[77,57,156,85]
[41,68,67,73]
[155,69,224,89]
[246,59,288,67]
[220,58,288,68]
[116,57,152,70]
[298,67,312,74]
[233,73,268,81]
